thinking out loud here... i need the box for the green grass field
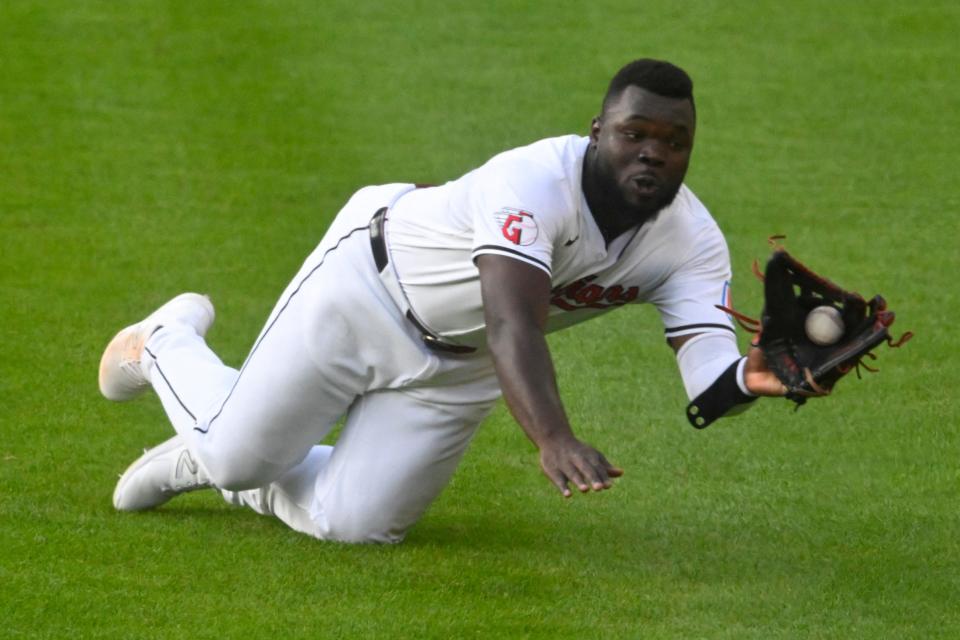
[2,1,958,637]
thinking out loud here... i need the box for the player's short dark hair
[601,58,695,114]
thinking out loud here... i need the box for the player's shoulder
[650,184,729,265]
[671,184,714,223]
[487,133,584,160]
[477,134,586,211]
[665,185,724,239]
[483,135,585,184]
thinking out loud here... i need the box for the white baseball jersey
[387,135,735,347]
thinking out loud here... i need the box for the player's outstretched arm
[668,333,788,428]
[477,254,623,497]
[668,332,787,398]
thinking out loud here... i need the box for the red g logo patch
[494,208,539,246]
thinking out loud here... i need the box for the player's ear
[589,116,602,143]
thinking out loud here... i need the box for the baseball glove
[721,244,912,406]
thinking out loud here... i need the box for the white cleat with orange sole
[98,293,215,401]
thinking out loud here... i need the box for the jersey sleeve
[467,156,569,276]
[649,219,737,340]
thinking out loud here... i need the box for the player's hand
[538,435,624,498]
[743,346,788,396]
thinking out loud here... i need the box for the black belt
[369,208,477,355]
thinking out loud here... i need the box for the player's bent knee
[202,454,289,492]
[321,524,406,545]
[320,528,404,544]
[314,509,409,544]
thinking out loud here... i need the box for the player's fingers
[561,460,591,493]
[543,466,572,498]
[572,455,608,491]
[559,451,590,493]
[585,452,623,489]
[598,453,625,479]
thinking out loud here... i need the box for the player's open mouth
[631,175,659,196]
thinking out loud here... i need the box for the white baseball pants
[143,185,501,543]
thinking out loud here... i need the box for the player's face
[589,86,695,219]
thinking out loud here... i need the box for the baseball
[805,305,844,346]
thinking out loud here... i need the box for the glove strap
[686,357,758,429]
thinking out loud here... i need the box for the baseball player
[98,59,787,543]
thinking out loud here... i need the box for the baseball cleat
[113,435,213,511]
[98,292,215,401]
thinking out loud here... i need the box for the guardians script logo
[550,275,639,311]
[494,208,538,246]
